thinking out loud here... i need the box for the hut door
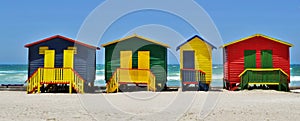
[44,50,55,81]
[244,50,256,69]
[261,50,273,68]
[120,51,132,69]
[138,51,150,69]
[63,50,74,68]
[44,50,55,68]
[138,51,150,82]
[183,51,195,69]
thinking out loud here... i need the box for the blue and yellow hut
[25,35,99,93]
[176,35,216,91]
[102,34,170,92]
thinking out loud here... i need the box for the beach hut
[176,35,216,91]
[222,34,292,91]
[25,35,100,93]
[102,34,170,93]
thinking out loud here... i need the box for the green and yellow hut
[176,35,216,91]
[25,35,99,94]
[102,34,170,92]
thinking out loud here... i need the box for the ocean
[1,64,300,87]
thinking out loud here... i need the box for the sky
[0,0,299,64]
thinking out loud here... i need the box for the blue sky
[0,0,299,64]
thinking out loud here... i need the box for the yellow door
[138,51,150,69]
[120,51,132,69]
[63,50,75,81]
[44,50,55,68]
[63,50,74,68]
[120,51,132,82]
[138,51,150,83]
[44,50,55,81]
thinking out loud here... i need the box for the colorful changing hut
[25,35,99,93]
[176,35,216,91]
[222,34,292,91]
[102,34,169,93]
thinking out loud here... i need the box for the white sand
[0,90,300,121]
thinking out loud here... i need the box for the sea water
[1,64,300,87]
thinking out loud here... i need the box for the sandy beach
[1,90,300,121]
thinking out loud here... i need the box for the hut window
[261,50,273,68]
[39,46,49,54]
[68,46,77,54]
[244,50,256,69]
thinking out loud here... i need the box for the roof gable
[176,35,217,51]
[101,34,170,48]
[24,35,100,50]
[222,34,293,48]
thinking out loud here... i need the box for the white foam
[291,76,300,81]
[96,75,105,80]
[212,74,223,80]
[167,76,180,80]
[0,71,27,74]
[96,70,104,72]
[168,73,180,76]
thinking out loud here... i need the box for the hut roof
[24,35,100,50]
[176,35,217,51]
[221,34,293,48]
[101,34,170,48]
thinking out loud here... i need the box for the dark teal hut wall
[104,37,168,88]
[27,38,96,85]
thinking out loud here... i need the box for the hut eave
[221,34,293,48]
[101,34,170,48]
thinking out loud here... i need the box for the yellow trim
[248,83,279,85]
[221,34,293,48]
[238,68,289,77]
[101,34,170,48]
[39,46,49,54]
[68,47,77,54]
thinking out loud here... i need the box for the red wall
[224,36,290,83]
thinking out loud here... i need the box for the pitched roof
[221,34,293,48]
[101,34,170,48]
[24,35,100,50]
[176,35,217,51]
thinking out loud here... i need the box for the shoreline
[2,85,300,92]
